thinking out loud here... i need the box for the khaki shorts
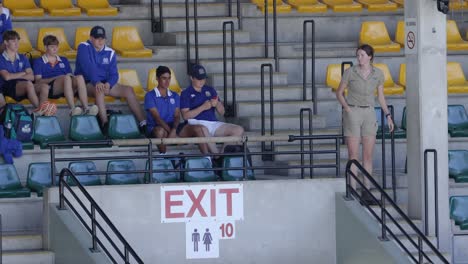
[343,106,378,137]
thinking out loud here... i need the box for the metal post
[50,145,56,185]
[390,106,396,202]
[273,0,278,71]
[194,0,199,64]
[90,205,99,252]
[237,0,242,30]
[228,0,232,16]
[158,0,163,32]
[185,0,191,73]
[261,64,274,161]
[0,214,2,264]
[125,248,130,264]
[223,21,237,117]
[300,109,306,179]
[381,108,386,190]
[302,20,316,114]
[243,141,248,180]
[58,170,65,210]
[336,138,340,178]
[264,0,268,58]
[418,236,423,263]
[379,193,389,241]
[424,149,439,248]
[148,141,153,183]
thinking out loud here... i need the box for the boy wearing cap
[75,25,146,132]
[0,30,49,111]
[145,66,211,154]
[180,64,244,154]
[33,35,98,116]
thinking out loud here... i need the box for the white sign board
[405,18,417,54]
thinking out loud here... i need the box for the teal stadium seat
[145,159,181,183]
[375,107,406,139]
[105,160,140,185]
[68,161,101,186]
[222,156,255,181]
[0,164,30,198]
[184,157,217,182]
[27,162,55,197]
[450,196,468,230]
[32,116,66,149]
[448,150,468,183]
[69,116,106,141]
[108,114,141,139]
[448,105,468,137]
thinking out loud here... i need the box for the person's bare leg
[72,75,89,109]
[33,83,50,105]
[87,82,107,124]
[16,81,39,107]
[213,123,244,152]
[109,84,145,122]
[361,135,376,189]
[346,136,361,190]
[178,124,209,154]
[53,75,75,109]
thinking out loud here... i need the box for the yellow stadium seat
[118,69,145,102]
[6,97,31,105]
[447,20,468,51]
[14,28,41,58]
[287,0,327,12]
[321,0,362,12]
[40,0,81,16]
[447,62,468,93]
[4,0,44,16]
[74,27,92,50]
[394,20,404,47]
[76,0,118,16]
[398,63,406,88]
[251,0,292,13]
[359,21,401,53]
[450,0,468,10]
[325,63,351,91]
[355,0,398,11]
[373,63,404,95]
[391,0,404,7]
[37,28,76,59]
[147,68,182,94]
[111,26,153,58]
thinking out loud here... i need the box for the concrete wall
[45,179,345,263]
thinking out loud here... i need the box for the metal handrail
[58,168,144,264]
[340,61,353,145]
[261,63,274,161]
[150,0,163,32]
[227,0,242,30]
[378,105,397,202]
[223,21,237,117]
[263,0,279,70]
[264,0,268,58]
[345,160,449,264]
[302,20,316,114]
[423,149,439,249]
[185,0,199,73]
[300,108,313,178]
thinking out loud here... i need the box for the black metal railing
[58,168,144,264]
[345,160,449,264]
[300,108,313,178]
[263,0,279,71]
[223,21,237,117]
[379,105,397,202]
[150,0,163,32]
[302,20,316,114]
[423,149,440,249]
[261,63,274,161]
[340,61,353,144]
[185,0,199,73]
[227,0,242,30]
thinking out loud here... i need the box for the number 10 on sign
[219,221,235,240]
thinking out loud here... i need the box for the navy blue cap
[191,64,208,80]
[90,26,106,39]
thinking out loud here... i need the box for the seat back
[222,156,255,181]
[27,162,55,195]
[324,0,354,4]
[395,20,405,46]
[400,106,407,130]
[32,116,66,147]
[447,20,464,43]
[359,21,392,46]
[450,196,468,225]
[449,150,468,177]
[184,158,217,182]
[108,114,141,139]
[4,0,38,9]
[118,69,145,100]
[69,116,105,141]
[147,68,182,94]
[106,160,140,185]
[0,164,23,190]
[40,0,74,9]
[145,159,180,183]
[77,0,111,8]
[74,27,92,49]
[398,63,406,87]
[447,62,467,86]
[37,27,72,53]
[373,63,396,88]
[68,161,101,186]
[448,105,468,127]
[325,63,351,90]
[112,26,145,51]
[15,28,34,54]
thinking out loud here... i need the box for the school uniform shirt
[0,8,12,44]
[180,85,218,122]
[74,40,118,88]
[0,52,31,87]
[144,88,180,129]
[33,55,72,79]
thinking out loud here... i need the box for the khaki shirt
[341,65,384,107]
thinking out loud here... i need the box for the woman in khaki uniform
[336,44,394,204]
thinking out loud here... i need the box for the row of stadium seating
[251,0,403,13]
[327,62,468,95]
[0,157,255,197]
[450,196,468,230]
[4,0,117,17]
[17,26,152,59]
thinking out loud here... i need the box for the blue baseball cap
[191,64,208,80]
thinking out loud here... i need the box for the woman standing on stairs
[336,44,394,205]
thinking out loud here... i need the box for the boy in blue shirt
[180,64,244,154]
[75,25,146,132]
[145,66,210,154]
[34,35,98,116]
[0,30,50,113]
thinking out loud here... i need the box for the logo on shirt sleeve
[18,62,23,69]
[170,98,175,105]
[102,58,109,64]
[190,94,196,98]
[205,91,211,97]
[59,63,65,68]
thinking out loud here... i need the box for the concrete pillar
[405,0,451,252]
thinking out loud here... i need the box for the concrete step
[277,159,346,177]
[274,144,346,162]
[236,101,314,117]
[2,232,42,251]
[209,72,289,88]
[172,30,251,45]
[163,17,239,32]
[200,58,276,73]
[2,250,54,264]
[409,251,451,264]
[396,234,439,254]
[218,85,333,102]
[385,219,424,237]
[238,114,327,131]
[0,197,43,233]
[120,3,239,18]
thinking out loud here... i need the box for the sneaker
[70,106,83,116]
[85,105,99,116]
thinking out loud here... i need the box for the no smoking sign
[406,31,415,49]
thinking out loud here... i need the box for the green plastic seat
[450,196,468,226]
[69,116,105,141]
[184,157,217,182]
[375,107,406,139]
[32,116,66,149]
[448,105,468,137]
[105,160,140,185]
[222,156,255,181]
[68,161,101,186]
[0,164,30,198]
[448,150,468,183]
[144,159,180,183]
[108,114,142,139]
[27,162,55,197]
